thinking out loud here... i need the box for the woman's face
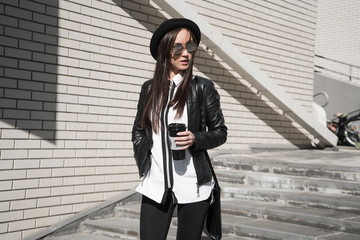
[169,28,194,78]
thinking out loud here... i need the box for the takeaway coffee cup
[168,123,187,160]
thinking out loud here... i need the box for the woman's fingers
[175,131,195,149]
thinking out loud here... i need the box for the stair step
[213,151,360,182]
[317,233,360,240]
[46,233,255,240]
[115,197,360,233]
[221,183,360,213]
[80,216,249,240]
[114,199,360,235]
[78,213,360,240]
[45,209,360,240]
[216,169,360,196]
[115,203,140,219]
[226,218,360,240]
[46,233,114,240]
[221,198,360,234]
[43,150,360,240]
[220,236,258,240]
[82,217,140,239]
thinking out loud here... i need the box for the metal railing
[313,91,329,108]
[314,54,360,81]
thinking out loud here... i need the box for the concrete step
[114,203,140,219]
[212,151,360,183]
[221,183,360,213]
[81,217,140,239]
[46,216,360,240]
[42,150,360,240]
[216,168,360,196]
[218,236,257,240]
[46,232,255,240]
[80,216,251,240]
[46,233,115,240]
[221,198,360,234]
[114,199,360,235]
[222,216,360,240]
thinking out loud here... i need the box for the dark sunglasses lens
[186,42,197,53]
[172,44,183,55]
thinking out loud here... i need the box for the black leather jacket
[131,76,227,186]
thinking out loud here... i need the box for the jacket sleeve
[192,80,227,150]
[131,81,152,177]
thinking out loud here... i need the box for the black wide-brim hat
[150,18,201,60]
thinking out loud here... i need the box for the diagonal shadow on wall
[0,1,58,142]
[113,0,311,148]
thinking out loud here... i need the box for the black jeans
[140,192,210,240]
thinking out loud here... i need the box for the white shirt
[136,73,212,204]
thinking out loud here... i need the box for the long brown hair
[141,27,197,133]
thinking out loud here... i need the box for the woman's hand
[175,131,195,150]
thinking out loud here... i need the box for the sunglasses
[172,42,197,55]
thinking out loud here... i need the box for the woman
[132,18,227,240]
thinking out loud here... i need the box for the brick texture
[0,0,318,238]
[315,0,360,83]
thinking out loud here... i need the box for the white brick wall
[0,0,317,238]
[315,0,360,83]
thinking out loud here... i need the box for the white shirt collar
[171,73,196,86]
[172,73,184,87]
